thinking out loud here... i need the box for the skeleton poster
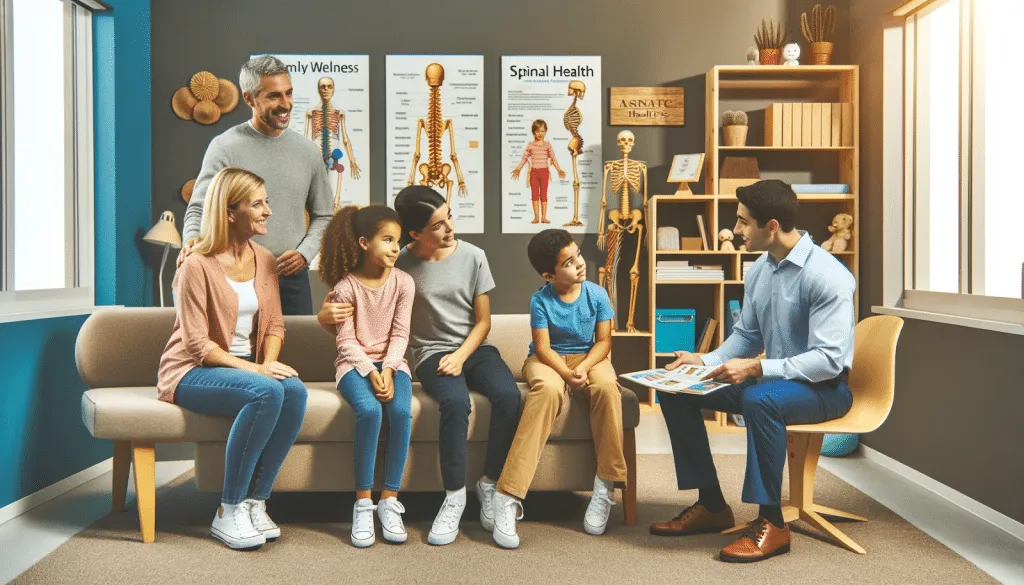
[253,53,371,209]
[501,55,602,233]
[385,55,485,234]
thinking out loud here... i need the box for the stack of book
[656,261,724,282]
[741,260,756,280]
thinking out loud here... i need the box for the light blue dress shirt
[702,231,856,383]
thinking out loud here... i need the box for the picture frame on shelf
[667,153,705,196]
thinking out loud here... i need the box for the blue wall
[0,0,152,511]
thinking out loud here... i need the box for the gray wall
[850,0,1024,524]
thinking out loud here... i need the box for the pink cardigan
[332,268,414,382]
[157,242,285,403]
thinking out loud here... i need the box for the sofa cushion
[83,382,640,442]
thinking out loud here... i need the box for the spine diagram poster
[501,55,602,233]
[253,54,371,209]
[386,55,485,234]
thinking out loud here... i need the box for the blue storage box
[655,309,696,353]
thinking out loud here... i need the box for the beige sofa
[76,308,640,542]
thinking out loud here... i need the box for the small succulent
[722,110,749,126]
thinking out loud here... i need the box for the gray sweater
[182,122,333,262]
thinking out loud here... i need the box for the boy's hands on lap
[437,351,466,377]
[568,365,589,389]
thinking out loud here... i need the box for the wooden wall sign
[609,87,685,126]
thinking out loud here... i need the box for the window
[0,0,96,319]
[878,0,1024,332]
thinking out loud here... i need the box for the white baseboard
[0,458,113,526]
[860,445,1024,543]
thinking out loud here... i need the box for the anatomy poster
[386,55,484,234]
[501,56,602,233]
[253,54,370,209]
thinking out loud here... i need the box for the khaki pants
[496,354,627,499]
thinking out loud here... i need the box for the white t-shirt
[226,277,259,357]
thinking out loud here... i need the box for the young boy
[489,229,628,549]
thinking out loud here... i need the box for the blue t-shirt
[529,281,615,356]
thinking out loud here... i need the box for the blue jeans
[278,267,313,316]
[175,365,308,505]
[338,364,413,491]
[658,376,853,506]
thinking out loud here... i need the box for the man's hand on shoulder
[702,358,762,385]
[666,350,704,371]
[176,238,200,268]
[276,250,308,276]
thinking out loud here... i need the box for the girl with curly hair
[319,205,415,548]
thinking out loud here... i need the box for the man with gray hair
[178,55,333,315]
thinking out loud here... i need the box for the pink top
[519,141,559,169]
[332,268,415,382]
[157,242,285,403]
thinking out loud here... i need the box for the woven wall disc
[213,78,239,113]
[189,71,220,101]
[192,100,221,125]
[171,87,198,120]
[181,179,196,202]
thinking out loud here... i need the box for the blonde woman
[158,167,308,550]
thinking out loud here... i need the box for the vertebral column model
[407,63,467,205]
[598,130,648,333]
[563,80,585,227]
[304,77,361,211]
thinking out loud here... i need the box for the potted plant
[722,110,749,147]
[802,4,837,64]
[754,18,788,65]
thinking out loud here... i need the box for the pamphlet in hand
[619,365,732,395]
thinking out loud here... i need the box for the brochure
[619,366,731,395]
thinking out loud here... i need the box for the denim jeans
[175,365,308,505]
[278,267,313,316]
[337,363,413,491]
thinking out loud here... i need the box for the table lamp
[144,210,183,307]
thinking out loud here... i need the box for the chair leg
[801,509,867,554]
[131,442,156,543]
[112,440,131,512]
[814,504,868,522]
[622,427,638,525]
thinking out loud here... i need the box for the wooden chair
[724,315,905,554]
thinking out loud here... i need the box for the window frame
[874,0,1024,335]
[0,0,98,323]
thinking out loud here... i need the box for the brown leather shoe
[649,504,735,536]
[719,517,791,563]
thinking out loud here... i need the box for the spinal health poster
[253,54,371,210]
[501,55,602,233]
[386,54,484,233]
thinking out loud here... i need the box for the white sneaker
[428,488,466,546]
[244,499,280,540]
[211,502,266,550]
[491,492,524,549]
[476,478,497,532]
[377,497,408,544]
[351,498,377,548]
[584,476,616,536]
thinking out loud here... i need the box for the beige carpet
[13,455,995,585]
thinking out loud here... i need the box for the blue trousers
[278,267,313,316]
[338,364,413,491]
[175,366,308,505]
[658,377,852,505]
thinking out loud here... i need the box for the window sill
[871,305,1024,336]
[0,305,117,324]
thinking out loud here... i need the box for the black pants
[278,268,313,316]
[416,345,523,490]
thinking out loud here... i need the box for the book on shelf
[696,215,709,251]
[620,366,731,395]
[741,260,756,280]
[697,317,717,353]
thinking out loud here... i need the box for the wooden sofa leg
[131,442,156,543]
[112,440,131,512]
[622,427,638,525]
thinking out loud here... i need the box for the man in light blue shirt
[650,180,855,564]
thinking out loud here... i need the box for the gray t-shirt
[395,240,495,370]
[182,122,333,263]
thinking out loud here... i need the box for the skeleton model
[563,80,586,227]
[304,77,361,211]
[597,130,648,333]
[407,63,467,204]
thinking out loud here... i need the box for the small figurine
[739,243,747,252]
[746,46,759,66]
[821,212,853,252]
[718,228,736,252]
[783,43,801,66]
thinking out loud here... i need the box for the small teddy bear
[718,228,736,252]
[821,213,854,252]
[783,43,801,66]
[746,46,759,66]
